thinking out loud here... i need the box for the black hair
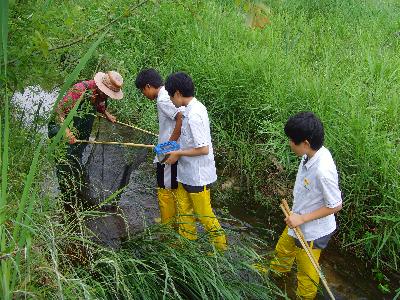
[284,112,324,150]
[135,68,163,89]
[164,72,195,97]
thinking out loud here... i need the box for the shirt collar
[303,146,325,170]
[183,97,197,117]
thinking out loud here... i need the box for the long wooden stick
[281,200,335,300]
[98,115,158,137]
[75,139,154,148]
[282,200,309,253]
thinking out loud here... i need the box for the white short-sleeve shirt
[157,87,180,144]
[154,87,184,163]
[177,98,217,186]
[288,146,342,241]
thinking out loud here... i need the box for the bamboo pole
[280,200,335,300]
[75,139,154,148]
[282,200,309,252]
[98,115,158,137]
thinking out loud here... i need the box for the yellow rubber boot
[296,245,321,300]
[190,188,227,251]
[175,183,197,240]
[157,188,177,226]
[270,226,296,273]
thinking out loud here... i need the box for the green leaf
[32,30,49,57]
[234,0,243,7]
[12,142,43,244]
[0,0,10,224]
[378,283,391,294]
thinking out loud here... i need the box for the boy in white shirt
[135,69,182,226]
[270,112,342,299]
[164,72,227,251]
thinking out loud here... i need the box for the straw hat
[94,71,124,99]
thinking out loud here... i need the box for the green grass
[2,0,400,297]
[10,205,285,299]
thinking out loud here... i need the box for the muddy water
[227,204,394,300]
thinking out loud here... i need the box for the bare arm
[169,112,182,141]
[55,113,77,144]
[285,204,342,228]
[64,127,76,144]
[176,146,209,157]
[164,146,209,165]
[103,109,116,123]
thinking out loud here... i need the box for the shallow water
[227,203,396,300]
[11,85,59,133]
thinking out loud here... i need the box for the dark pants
[48,112,96,213]
[55,153,86,213]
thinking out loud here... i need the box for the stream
[228,205,393,300]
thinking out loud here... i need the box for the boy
[270,112,342,299]
[164,72,227,251]
[135,68,183,225]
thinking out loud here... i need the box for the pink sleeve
[57,83,84,116]
[88,81,107,113]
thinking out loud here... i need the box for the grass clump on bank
[12,210,285,299]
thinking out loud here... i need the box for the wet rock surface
[80,118,256,251]
[82,119,150,207]
[81,118,158,249]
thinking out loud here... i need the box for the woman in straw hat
[48,71,124,213]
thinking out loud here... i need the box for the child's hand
[285,213,305,228]
[164,151,180,165]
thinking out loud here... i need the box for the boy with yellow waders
[163,72,227,251]
[135,69,183,226]
[270,112,342,299]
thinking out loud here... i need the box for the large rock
[82,118,159,248]
[82,118,150,206]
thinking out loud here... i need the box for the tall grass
[105,0,399,272]
[0,6,107,297]
[1,0,11,298]
[1,1,286,298]
[4,0,400,295]
[21,214,285,299]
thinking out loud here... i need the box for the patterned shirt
[57,80,106,118]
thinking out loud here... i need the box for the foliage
[2,0,400,297]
